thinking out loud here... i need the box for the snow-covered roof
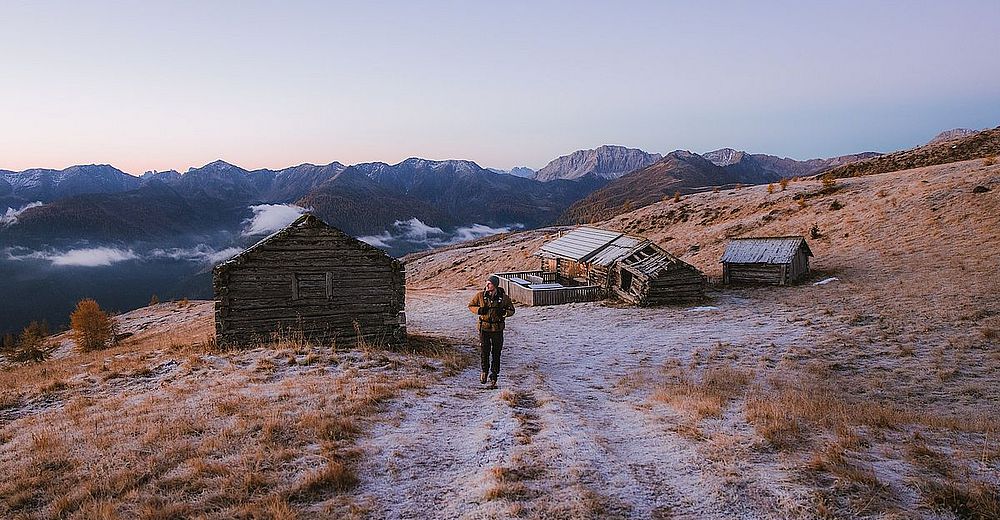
[538,227,624,263]
[589,235,645,267]
[721,236,812,264]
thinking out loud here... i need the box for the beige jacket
[468,288,515,332]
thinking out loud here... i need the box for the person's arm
[503,295,515,318]
[468,293,488,315]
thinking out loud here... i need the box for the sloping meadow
[0,302,471,518]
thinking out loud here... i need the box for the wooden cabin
[531,226,705,306]
[538,227,623,285]
[610,241,706,305]
[721,236,812,286]
[213,214,406,348]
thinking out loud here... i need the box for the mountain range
[4,127,993,335]
[2,144,889,245]
[558,148,883,224]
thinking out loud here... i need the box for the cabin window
[326,272,333,299]
[291,273,299,300]
[620,269,633,291]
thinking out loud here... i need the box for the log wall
[789,250,810,282]
[214,226,405,348]
[612,262,705,306]
[723,263,786,285]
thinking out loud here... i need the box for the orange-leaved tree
[70,299,115,351]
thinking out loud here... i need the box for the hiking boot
[488,378,498,389]
[480,372,488,384]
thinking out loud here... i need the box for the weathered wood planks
[213,214,406,348]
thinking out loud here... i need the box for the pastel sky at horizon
[1,1,999,175]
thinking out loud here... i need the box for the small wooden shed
[213,214,406,348]
[721,236,812,286]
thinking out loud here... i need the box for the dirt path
[357,289,817,519]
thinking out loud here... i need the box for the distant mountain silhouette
[534,145,662,182]
[560,148,882,224]
[2,157,605,242]
[1,164,139,206]
[927,128,978,145]
[487,166,535,178]
[303,158,603,235]
[560,150,740,223]
[703,148,881,181]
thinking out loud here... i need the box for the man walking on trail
[468,274,515,389]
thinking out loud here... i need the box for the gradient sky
[2,1,999,174]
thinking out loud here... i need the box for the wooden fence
[494,271,605,307]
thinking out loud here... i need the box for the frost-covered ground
[357,289,822,518]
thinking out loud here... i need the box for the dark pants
[480,330,503,379]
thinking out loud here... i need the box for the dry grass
[484,466,531,501]
[500,389,543,445]
[0,304,469,518]
[650,362,753,420]
[740,369,1000,516]
[914,478,1000,519]
[745,372,999,452]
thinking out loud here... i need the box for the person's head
[486,275,500,291]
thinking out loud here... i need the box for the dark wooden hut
[213,214,406,348]
[721,236,812,286]
[609,241,706,305]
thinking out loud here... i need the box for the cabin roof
[721,236,812,264]
[589,235,646,266]
[538,227,624,263]
[214,213,393,275]
[622,242,695,276]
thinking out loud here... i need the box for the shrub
[8,321,50,362]
[71,299,115,352]
[810,224,822,239]
[822,176,837,189]
[830,200,844,211]
[779,178,790,190]
[984,156,997,166]
[673,191,682,202]
[767,184,775,194]
[149,294,160,305]
[1,332,15,352]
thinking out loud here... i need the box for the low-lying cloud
[358,218,520,250]
[243,204,310,236]
[1,201,43,227]
[149,245,243,264]
[8,247,140,267]
[5,244,242,267]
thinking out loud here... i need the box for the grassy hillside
[823,126,1000,179]
[405,158,1000,516]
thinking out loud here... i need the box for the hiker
[468,274,515,388]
